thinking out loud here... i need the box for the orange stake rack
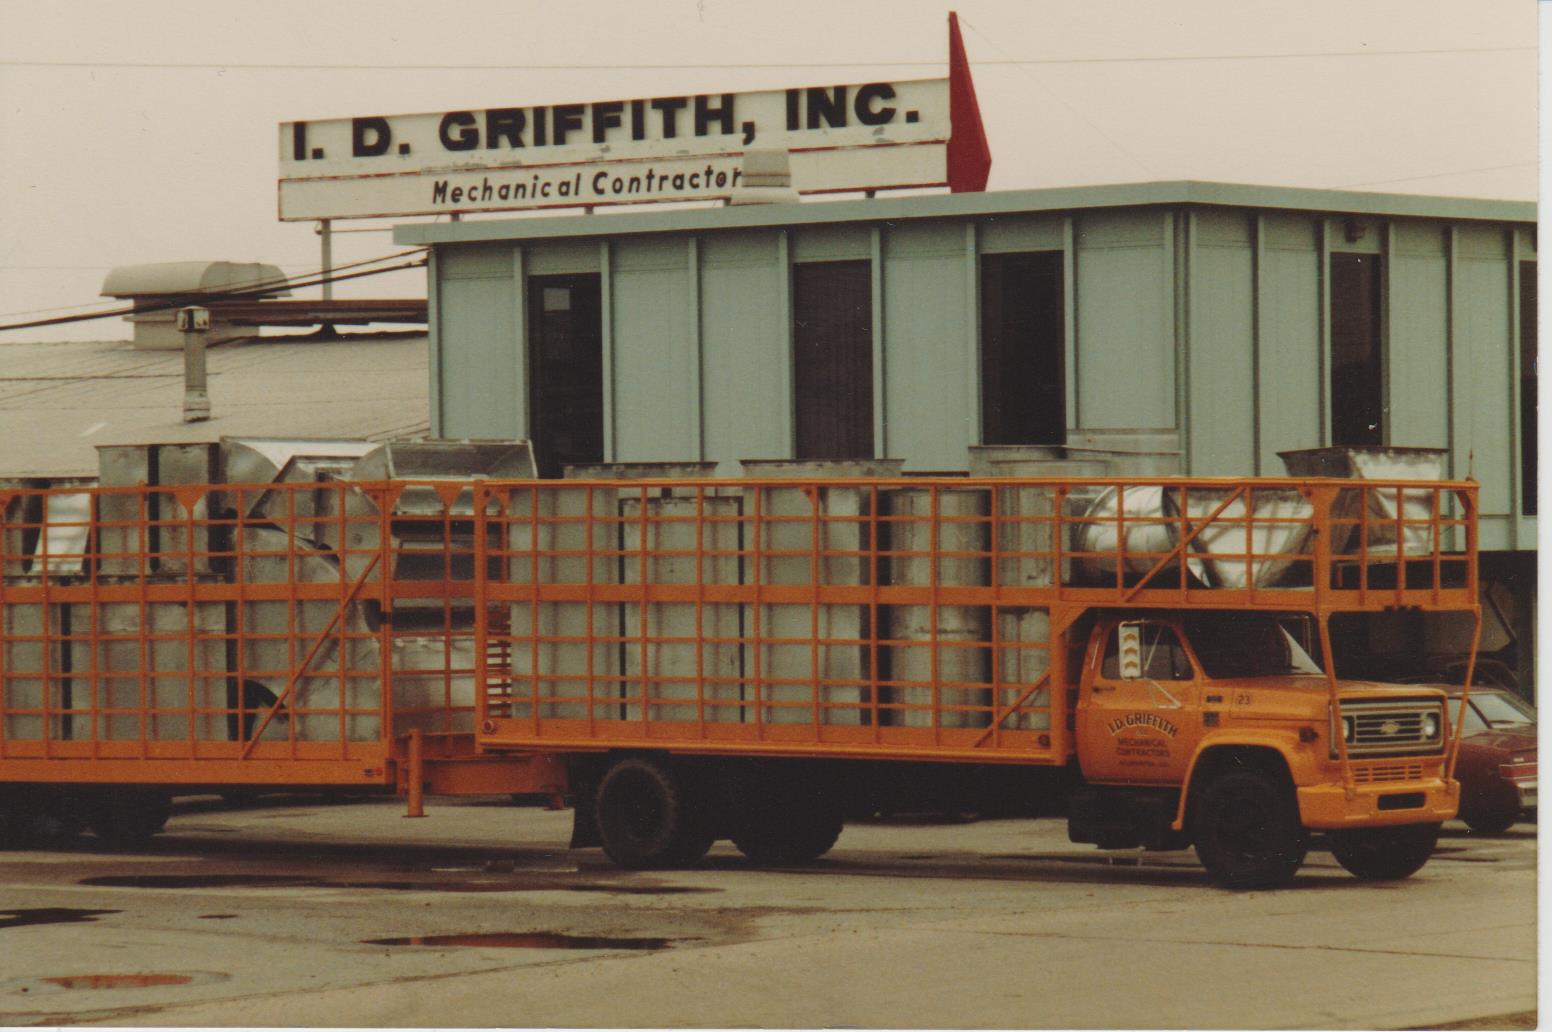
[0,471,1480,886]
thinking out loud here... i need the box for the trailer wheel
[1327,822,1440,881]
[1190,769,1306,889]
[594,757,711,869]
[731,790,844,866]
[86,792,171,848]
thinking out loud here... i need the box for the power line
[0,248,426,319]
[0,251,428,333]
[959,16,1154,178]
[1336,161,1538,189]
[0,46,1531,72]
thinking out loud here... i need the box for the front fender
[1170,734,1308,832]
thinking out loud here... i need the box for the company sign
[277,14,991,221]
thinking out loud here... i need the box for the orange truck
[0,441,1482,888]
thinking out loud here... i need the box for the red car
[1447,687,1537,834]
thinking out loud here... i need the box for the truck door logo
[1106,712,1179,738]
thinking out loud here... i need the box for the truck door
[1078,619,1202,785]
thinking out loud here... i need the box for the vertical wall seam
[688,236,704,461]
[1251,214,1264,475]
[1063,216,1078,430]
[1169,209,1189,472]
[1381,221,1394,444]
[1446,225,1458,480]
[1506,226,1522,546]
[427,249,443,437]
[511,246,526,438]
[963,221,979,453]
[778,229,795,456]
[1318,218,1331,447]
[871,226,887,458]
[599,239,615,462]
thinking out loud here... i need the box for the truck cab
[1072,610,1455,887]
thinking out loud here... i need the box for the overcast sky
[0,0,1536,342]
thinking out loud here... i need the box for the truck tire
[1463,811,1517,835]
[731,795,844,865]
[86,792,171,848]
[1190,769,1306,889]
[1327,822,1439,881]
[593,757,712,869]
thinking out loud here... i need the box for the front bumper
[1297,778,1458,829]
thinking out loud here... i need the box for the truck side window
[1100,622,1194,681]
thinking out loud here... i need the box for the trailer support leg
[405,728,426,819]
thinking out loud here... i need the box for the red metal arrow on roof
[947,11,992,193]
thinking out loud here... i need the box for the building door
[981,251,1064,446]
[528,274,604,478]
[793,261,873,459]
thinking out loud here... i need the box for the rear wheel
[86,792,171,847]
[1327,822,1440,880]
[1463,811,1517,835]
[1190,770,1306,889]
[731,785,844,865]
[593,757,711,869]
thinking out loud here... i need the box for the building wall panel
[978,214,1064,254]
[1388,223,1449,449]
[1075,211,1172,429]
[882,232,972,470]
[610,239,696,461]
[436,246,519,440]
[1455,251,1513,518]
[700,231,790,469]
[1257,217,1323,470]
[1189,216,1255,474]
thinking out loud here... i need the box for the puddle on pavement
[3,971,229,995]
[80,874,316,889]
[563,884,715,895]
[990,853,1198,869]
[46,974,192,990]
[0,908,120,930]
[363,931,677,950]
[78,872,719,895]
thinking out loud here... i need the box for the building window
[1521,260,1537,516]
[1329,253,1384,447]
[980,251,1064,445]
[528,273,604,478]
[792,260,873,459]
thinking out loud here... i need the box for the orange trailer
[0,467,1479,887]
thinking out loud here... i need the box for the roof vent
[101,261,291,350]
[728,150,800,206]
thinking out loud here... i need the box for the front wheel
[1327,822,1440,881]
[1190,770,1307,889]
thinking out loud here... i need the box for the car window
[1101,622,1193,681]
[1469,691,1536,728]
[1459,704,1489,732]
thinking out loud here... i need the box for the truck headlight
[1342,715,1355,744]
[1423,713,1440,740]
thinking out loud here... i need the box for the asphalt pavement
[0,794,1536,1028]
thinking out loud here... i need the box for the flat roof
[394,180,1535,247]
[0,333,430,478]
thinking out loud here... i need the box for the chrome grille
[1336,699,1445,756]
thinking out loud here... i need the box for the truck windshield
[1183,614,1323,679]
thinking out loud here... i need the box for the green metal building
[396,180,1537,687]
